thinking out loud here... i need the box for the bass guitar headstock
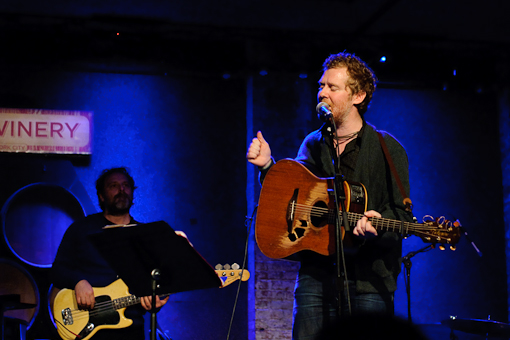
[215,263,250,288]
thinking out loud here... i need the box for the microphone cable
[226,205,256,340]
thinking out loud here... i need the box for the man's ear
[353,91,366,105]
[99,194,104,203]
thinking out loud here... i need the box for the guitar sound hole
[311,201,329,227]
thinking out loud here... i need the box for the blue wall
[369,88,505,323]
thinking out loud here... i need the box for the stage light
[259,70,268,76]
[453,69,457,76]
[379,56,387,63]
[222,73,231,79]
[299,73,307,79]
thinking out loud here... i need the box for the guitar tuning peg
[215,264,223,270]
[232,263,240,270]
[450,245,456,251]
[224,264,231,270]
[439,245,446,251]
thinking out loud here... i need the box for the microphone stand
[402,245,433,323]
[324,123,352,317]
[150,268,160,340]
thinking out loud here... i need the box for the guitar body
[256,159,367,259]
[53,279,133,340]
[52,270,250,340]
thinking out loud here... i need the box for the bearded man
[51,167,169,340]
[247,52,413,339]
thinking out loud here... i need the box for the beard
[332,101,356,126]
[104,193,133,216]
[332,107,349,126]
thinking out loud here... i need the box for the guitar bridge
[61,307,73,325]
[287,189,299,234]
[287,189,310,242]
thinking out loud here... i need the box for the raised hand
[246,131,272,168]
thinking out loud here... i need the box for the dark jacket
[261,122,413,293]
[51,213,146,330]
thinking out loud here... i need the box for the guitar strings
[59,297,130,323]
[55,295,158,338]
[59,292,172,325]
[296,205,444,234]
[290,203,452,240]
[54,300,119,339]
[292,204,442,230]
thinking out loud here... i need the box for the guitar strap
[376,132,413,212]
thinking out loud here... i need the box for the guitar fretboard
[112,294,170,310]
[327,209,418,234]
[320,207,453,242]
[112,295,139,310]
[347,211,416,235]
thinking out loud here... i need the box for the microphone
[316,102,332,122]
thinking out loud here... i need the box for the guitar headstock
[215,263,250,288]
[418,215,462,250]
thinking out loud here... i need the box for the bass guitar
[255,159,461,259]
[52,269,249,340]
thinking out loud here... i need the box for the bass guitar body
[53,279,133,340]
[52,269,250,340]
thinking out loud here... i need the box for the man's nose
[318,87,328,99]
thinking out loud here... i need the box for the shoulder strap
[377,132,413,212]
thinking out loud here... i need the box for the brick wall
[254,247,299,340]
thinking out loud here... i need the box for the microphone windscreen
[316,102,330,113]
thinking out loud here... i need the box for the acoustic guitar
[255,159,461,259]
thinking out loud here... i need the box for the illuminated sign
[0,108,92,154]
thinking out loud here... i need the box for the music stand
[89,221,222,340]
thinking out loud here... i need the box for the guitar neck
[345,211,417,235]
[109,268,248,309]
[112,293,170,310]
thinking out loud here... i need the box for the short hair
[323,52,377,115]
[95,167,136,210]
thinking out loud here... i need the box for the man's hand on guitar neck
[353,210,380,238]
[140,295,170,311]
[75,280,96,310]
